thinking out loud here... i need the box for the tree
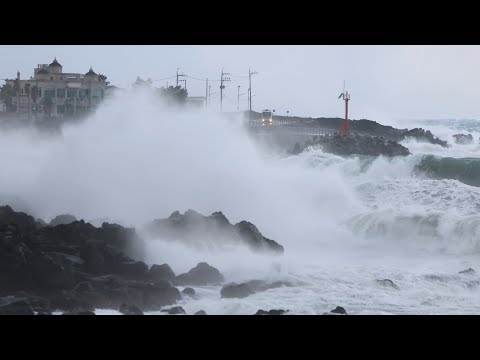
[98,74,110,86]
[159,85,188,104]
[133,76,152,88]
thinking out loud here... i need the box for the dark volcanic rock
[330,306,347,315]
[115,261,149,280]
[281,117,449,147]
[291,133,410,157]
[119,303,144,315]
[402,128,448,147]
[0,297,34,315]
[148,263,175,283]
[255,309,288,315]
[220,283,255,299]
[194,310,207,315]
[376,279,399,289]
[459,268,475,274]
[62,310,96,315]
[0,205,180,313]
[145,210,284,254]
[175,262,224,286]
[162,306,186,315]
[453,133,474,145]
[49,214,77,227]
[182,287,195,297]
[234,221,284,253]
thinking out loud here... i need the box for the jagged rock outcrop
[145,210,284,254]
[291,133,410,157]
[453,133,474,144]
[49,214,77,227]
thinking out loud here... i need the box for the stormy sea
[2,90,480,315]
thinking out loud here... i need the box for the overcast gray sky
[2,45,480,121]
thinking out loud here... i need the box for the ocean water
[2,91,480,314]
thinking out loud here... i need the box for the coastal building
[3,58,107,118]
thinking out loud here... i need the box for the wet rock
[49,214,77,227]
[234,221,284,254]
[148,264,175,283]
[119,303,144,315]
[182,287,195,297]
[221,283,255,299]
[115,261,149,280]
[62,310,96,315]
[175,262,224,286]
[162,306,186,315]
[245,280,292,292]
[453,133,474,145]
[290,133,411,157]
[0,297,34,315]
[330,306,347,315]
[376,279,399,289]
[255,309,288,315]
[459,268,475,275]
[146,210,284,254]
[194,310,207,315]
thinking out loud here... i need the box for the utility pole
[205,78,208,107]
[176,68,186,87]
[220,68,231,112]
[248,68,258,121]
[237,85,240,111]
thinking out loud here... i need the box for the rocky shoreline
[0,205,288,315]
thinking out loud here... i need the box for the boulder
[453,133,474,145]
[194,310,207,315]
[182,287,195,297]
[220,283,255,299]
[161,306,186,315]
[62,311,96,315]
[255,309,288,315]
[175,262,224,286]
[148,263,175,283]
[376,279,399,289]
[330,306,347,315]
[119,303,144,315]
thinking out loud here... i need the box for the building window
[67,89,77,99]
[92,88,103,98]
[44,89,55,98]
[57,88,66,98]
[57,105,65,114]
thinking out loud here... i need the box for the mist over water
[2,90,480,314]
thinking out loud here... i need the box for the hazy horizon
[2,45,480,122]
